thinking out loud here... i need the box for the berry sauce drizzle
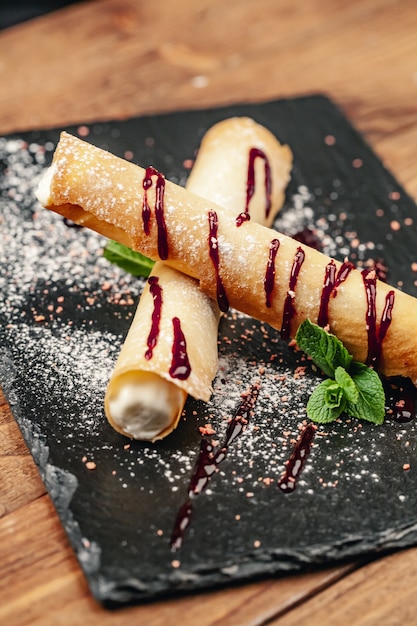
[264,238,280,308]
[236,211,251,227]
[169,316,191,380]
[318,260,354,328]
[142,166,169,260]
[247,148,272,218]
[208,209,229,312]
[237,147,272,227]
[278,424,316,493]
[280,247,305,340]
[362,269,395,367]
[145,276,162,360]
[170,384,260,551]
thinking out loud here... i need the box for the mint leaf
[307,379,347,423]
[334,366,359,404]
[344,362,385,425]
[295,319,352,378]
[296,320,385,426]
[103,240,155,277]
[323,380,345,409]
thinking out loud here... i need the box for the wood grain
[1,0,417,622]
[0,491,356,626]
[0,0,416,199]
[271,547,417,626]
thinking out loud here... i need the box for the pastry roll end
[105,371,187,441]
[104,264,220,441]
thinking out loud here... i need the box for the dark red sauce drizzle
[144,276,162,360]
[236,211,251,227]
[236,147,272,227]
[208,209,229,312]
[379,290,395,345]
[169,316,191,380]
[141,168,153,235]
[280,247,305,340]
[264,238,280,308]
[171,385,260,551]
[318,260,354,328]
[278,424,316,493]
[142,166,169,260]
[362,269,395,367]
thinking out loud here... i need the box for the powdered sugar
[0,139,144,444]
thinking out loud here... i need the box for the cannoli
[36,131,417,386]
[102,118,291,440]
[105,264,219,440]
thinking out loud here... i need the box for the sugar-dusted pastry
[36,131,417,385]
[103,118,292,440]
[185,117,292,229]
[105,264,219,440]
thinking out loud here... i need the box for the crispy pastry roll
[36,129,417,386]
[102,118,291,440]
[105,264,219,440]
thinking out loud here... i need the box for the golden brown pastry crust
[37,131,417,384]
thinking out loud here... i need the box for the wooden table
[1,1,417,623]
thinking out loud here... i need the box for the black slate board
[2,95,417,605]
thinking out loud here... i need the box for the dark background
[0,1,82,30]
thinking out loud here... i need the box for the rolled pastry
[36,131,417,385]
[102,118,292,440]
[105,264,219,440]
[185,117,292,229]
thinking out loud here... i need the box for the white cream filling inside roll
[107,371,186,441]
[36,163,55,205]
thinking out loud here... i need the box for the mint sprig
[103,240,155,277]
[296,319,385,425]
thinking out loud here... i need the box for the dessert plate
[1,95,417,605]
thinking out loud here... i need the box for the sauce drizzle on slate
[171,384,260,551]
[278,423,316,493]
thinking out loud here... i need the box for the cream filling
[35,164,55,205]
[107,372,185,441]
